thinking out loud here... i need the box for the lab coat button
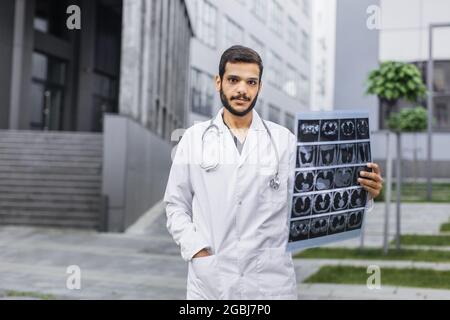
[238,201,242,205]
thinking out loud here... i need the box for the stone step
[0,142,103,153]
[0,159,102,169]
[0,130,103,142]
[0,200,100,211]
[0,179,101,189]
[0,130,103,230]
[0,185,101,196]
[0,192,101,204]
[0,165,101,176]
[0,147,102,158]
[0,213,99,230]
[0,153,102,163]
[0,172,101,182]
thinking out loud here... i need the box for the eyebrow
[227,75,259,81]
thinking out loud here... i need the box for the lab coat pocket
[191,255,222,299]
[256,247,296,297]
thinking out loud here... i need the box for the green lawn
[441,222,450,233]
[294,247,450,262]
[4,290,55,300]
[304,265,450,290]
[375,182,450,203]
[389,234,450,246]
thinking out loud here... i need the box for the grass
[389,234,450,247]
[4,290,55,300]
[441,222,450,233]
[294,247,450,262]
[304,265,450,290]
[375,182,450,203]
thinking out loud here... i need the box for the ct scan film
[287,111,372,252]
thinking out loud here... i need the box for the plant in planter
[366,61,427,250]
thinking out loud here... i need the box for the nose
[236,81,247,96]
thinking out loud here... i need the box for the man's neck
[222,108,253,130]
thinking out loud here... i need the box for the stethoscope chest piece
[269,174,280,190]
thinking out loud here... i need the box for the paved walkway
[0,202,449,300]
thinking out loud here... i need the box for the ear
[214,75,222,92]
[258,81,263,93]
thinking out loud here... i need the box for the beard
[220,87,259,117]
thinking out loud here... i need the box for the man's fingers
[358,177,382,190]
[361,184,379,197]
[359,170,383,183]
[367,162,381,175]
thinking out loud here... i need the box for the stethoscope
[200,117,281,190]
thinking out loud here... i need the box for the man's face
[215,62,262,117]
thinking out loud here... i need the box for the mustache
[230,95,251,101]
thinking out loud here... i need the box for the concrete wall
[119,0,193,140]
[334,0,380,130]
[372,131,450,178]
[102,114,172,232]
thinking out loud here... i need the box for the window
[299,74,310,105]
[248,35,265,61]
[302,0,310,17]
[285,112,295,133]
[252,0,267,22]
[267,51,283,89]
[224,16,244,49]
[284,64,298,98]
[268,104,280,124]
[269,0,283,37]
[34,0,72,40]
[287,16,298,51]
[191,68,214,117]
[193,0,217,48]
[301,30,310,62]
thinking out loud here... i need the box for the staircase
[0,130,103,230]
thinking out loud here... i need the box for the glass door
[30,51,66,130]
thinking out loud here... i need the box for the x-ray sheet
[287,111,372,252]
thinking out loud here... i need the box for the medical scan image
[289,219,310,241]
[310,217,330,238]
[313,193,331,214]
[356,118,370,140]
[334,167,354,188]
[320,119,339,141]
[298,120,320,142]
[338,143,356,164]
[328,213,347,235]
[297,145,317,168]
[290,113,372,250]
[350,188,367,208]
[340,119,356,140]
[318,144,337,166]
[295,171,315,192]
[357,142,371,163]
[332,190,350,211]
[346,210,364,231]
[315,169,334,191]
[292,195,312,217]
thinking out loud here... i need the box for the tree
[366,61,427,251]
[366,61,426,111]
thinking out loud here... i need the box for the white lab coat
[164,108,298,300]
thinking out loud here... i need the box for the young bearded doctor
[164,46,383,300]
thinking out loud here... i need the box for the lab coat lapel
[237,110,264,168]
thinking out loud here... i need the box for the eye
[228,78,238,84]
[248,80,257,86]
